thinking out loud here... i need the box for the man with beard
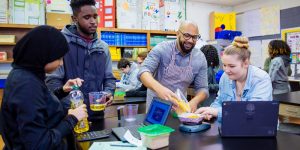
[138,21,208,112]
[46,0,115,121]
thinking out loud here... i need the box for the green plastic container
[138,124,174,149]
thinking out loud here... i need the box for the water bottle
[70,86,89,133]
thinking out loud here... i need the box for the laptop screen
[145,98,172,125]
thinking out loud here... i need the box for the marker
[110,144,137,147]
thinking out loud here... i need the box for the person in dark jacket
[46,0,116,121]
[200,45,220,106]
[0,26,88,150]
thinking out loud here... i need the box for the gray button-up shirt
[138,40,209,96]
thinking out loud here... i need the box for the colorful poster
[142,0,160,30]
[160,0,185,31]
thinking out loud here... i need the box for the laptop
[112,97,172,141]
[220,101,279,137]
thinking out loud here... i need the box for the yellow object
[71,98,89,134]
[209,11,236,40]
[90,104,105,111]
[109,47,121,61]
[187,114,200,119]
[171,97,191,115]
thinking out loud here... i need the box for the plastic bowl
[178,113,204,124]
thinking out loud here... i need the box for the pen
[110,144,137,147]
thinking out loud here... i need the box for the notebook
[112,97,172,141]
[220,101,279,137]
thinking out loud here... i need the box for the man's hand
[155,85,178,107]
[105,93,113,107]
[63,78,84,92]
[189,100,198,113]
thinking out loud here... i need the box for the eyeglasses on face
[179,30,201,41]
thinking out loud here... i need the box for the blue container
[0,79,6,88]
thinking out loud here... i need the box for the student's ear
[243,59,250,68]
[71,15,78,25]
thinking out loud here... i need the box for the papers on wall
[249,40,263,68]
[46,0,72,14]
[9,0,44,25]
[116,0,142,29]
[260,6,280,36]
[160,0,185,31]
[142,0,160,30]
[237,5,280,37]
[286,31,300,76]
[0,0,8,23]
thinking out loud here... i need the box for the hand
[63,78,84,92]
[155,85,178,107]
[105,93,113,107]
[195,107,218,120]
[68,104,88,121]
[189,100,199,113]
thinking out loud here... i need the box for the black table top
[79,114,300,150]
[273,91,300,106]
[112,97,146,105]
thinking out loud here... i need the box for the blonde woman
[196,37,273,121]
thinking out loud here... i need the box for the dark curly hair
[117,58,131,69]
[70,0,96,15]
[268,40,291,58]
[200,45,219,68]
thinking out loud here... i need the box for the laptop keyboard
[123,125,142,139]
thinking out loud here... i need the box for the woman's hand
[195,107,218,120]
[63,78,84,92]
[68,104,88,121]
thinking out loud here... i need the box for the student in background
[126,51,148,97]
[200,45,220,106]
[195,37,272,121]
[263,56,292,75]
[138,20,208,112]
[268,40,291,94]
[136,51,148,66]
[117,58,141,91]
[46,0,116,121]
[0,26,87,149]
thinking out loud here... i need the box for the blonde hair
[137,51,148,60]
[224,36,251,61]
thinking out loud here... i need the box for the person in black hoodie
[0,25,88,150]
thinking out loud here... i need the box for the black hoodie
[1,26,78,150]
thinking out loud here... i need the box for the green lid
[72,85,79,90]
[138,124,174,137]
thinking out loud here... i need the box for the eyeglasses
[179,30,201,41]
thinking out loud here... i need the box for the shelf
[109,45,147,48]
[0,23,37,29]
[149,30,177,35]
[0,24,63,30]
[0,42,16,46]
[0,59,13,63]
[100,28,148,33]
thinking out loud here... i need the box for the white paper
[123,130,142,147]
[249,40,263,68]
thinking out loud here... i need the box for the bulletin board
[281,27,300,76]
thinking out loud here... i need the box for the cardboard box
[46,12,71,28]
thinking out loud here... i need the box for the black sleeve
[12,80,78,149]
[53,86,69,99]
